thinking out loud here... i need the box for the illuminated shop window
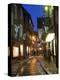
[26,46,30,54]
[20,45,23,56]
[13,47,19,57]
[46,33,55,42]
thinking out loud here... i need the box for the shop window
[20,45,23,56]
[13,47,19,57]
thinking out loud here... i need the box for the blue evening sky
[22,4,44,32]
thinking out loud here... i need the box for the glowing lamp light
[39,47,42,50]
[46,33,55,42]
[45,6,49,11]
[32,36,36,41]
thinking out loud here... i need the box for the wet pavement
[16,56,47,76]
[11,55,58,76]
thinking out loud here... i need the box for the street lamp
[32,36,36,41]
[44,6,54,17]
[44,6,54,34]
[45,6,49,12]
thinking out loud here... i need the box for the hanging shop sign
[19,24,23,38]
[14,24,20,39]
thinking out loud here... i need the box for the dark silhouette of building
[8,4,34,60]
[53,6,58,69]
[37,6,58,70]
